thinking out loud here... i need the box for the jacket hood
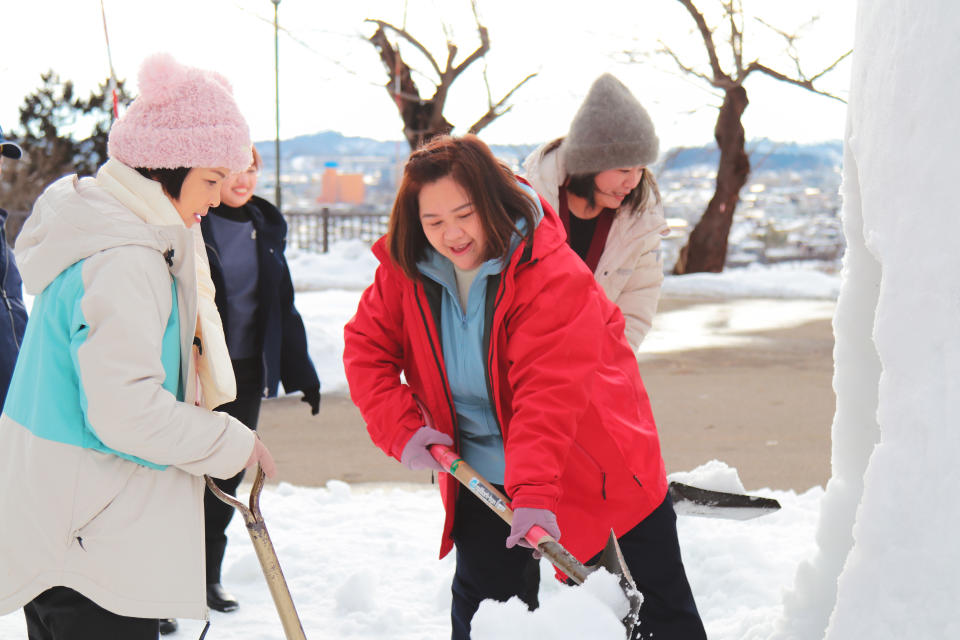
[522,142,565,213]
[15,174,191,295]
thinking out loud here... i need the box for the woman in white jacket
[0,53,275,639]
[523,74,669,351]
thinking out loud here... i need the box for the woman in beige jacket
[523,74,669,351]
[0,54,275,639]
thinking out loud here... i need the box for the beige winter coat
[0,174,255,620]
[523,143,669,350]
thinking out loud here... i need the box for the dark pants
[449,490,706,640]
[589,493,707,640]
[24,587,158,640]
[450,486,541,640]
[204,357,262,584]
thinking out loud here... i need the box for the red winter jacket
[343,195,668,563]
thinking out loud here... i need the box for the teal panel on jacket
[4,261,182,469]
[161,280,184,402]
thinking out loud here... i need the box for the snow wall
[773,2,960,638]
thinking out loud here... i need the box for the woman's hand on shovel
[506,508,561,558]
[401,426,454,471]
[246,436,277,478]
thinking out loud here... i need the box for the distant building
[317,162,365,205]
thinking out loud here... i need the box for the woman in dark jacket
[0,129,28,410]
[199,146,320,613]
[343,135,704,640]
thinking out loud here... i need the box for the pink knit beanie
[108,53,252,172]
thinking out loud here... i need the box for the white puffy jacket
[523,143,669,350]
[0,174,255,620]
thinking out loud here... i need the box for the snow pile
[662,266,840,300]
[472,570,631,640]
[669,459,747,494]
[287,239,379,292]
[0,477,822,639]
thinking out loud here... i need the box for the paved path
[258,298,835,493]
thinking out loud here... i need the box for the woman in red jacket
[343,135,704,640]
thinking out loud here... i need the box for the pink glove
[400,426,454,472]
[506,507,561,556]
[245,436,276,478]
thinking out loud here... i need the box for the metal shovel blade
[542,529,642,637]
[205,467,307,640]
[669,480,781,520]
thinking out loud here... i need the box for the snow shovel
[204,467,307,640]
[668,481,781,520]
[428,444,642,637]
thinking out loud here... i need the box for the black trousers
[591,493,707,640]
[450,486,541,640]
[24,587,158,640]
[449,490,706,640]
[204,357,262,584]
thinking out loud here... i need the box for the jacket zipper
[484,277,506,437]
[482,236,539,437]
[414,281,459,445]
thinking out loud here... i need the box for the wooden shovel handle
[429,443,638,632]
[428,444,557,548]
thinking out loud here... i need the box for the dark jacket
[201,195,319,398]
[0,209,27,409]
[343,191,667,562]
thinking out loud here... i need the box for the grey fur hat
[561,73,659,175]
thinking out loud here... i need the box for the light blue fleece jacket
[416,187,541,483]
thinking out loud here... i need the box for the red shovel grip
[428,444,557,547]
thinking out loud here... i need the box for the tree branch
[745,61,847,102]
[808,50,852,83]
[467,72,537,134]
[725,0,744,76]
[676,0,731,84]
[365,18,443,78]
[368,24,426,119]
[658,41,735,89]
[451,25,490,79]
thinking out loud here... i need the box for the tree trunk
[674,86,751,274]
[368,26,453,150]
[404,101,453,150]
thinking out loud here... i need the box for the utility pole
[272,0,281,209]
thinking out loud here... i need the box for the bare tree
[640,0,849,274]
[2,73,130,240]
[366,10,535,150]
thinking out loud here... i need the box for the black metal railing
[283,209,389,253]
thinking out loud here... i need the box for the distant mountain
[256,130,841,172]
[255,131,399,158]
[255,130,540,164]
[664,139,842,172]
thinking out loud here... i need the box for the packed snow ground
[2,243,838,638]
[0,465,822,639]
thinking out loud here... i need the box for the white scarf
[96,159,236,409]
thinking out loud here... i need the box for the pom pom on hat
[108,53,252,172]
[561,73,659,176]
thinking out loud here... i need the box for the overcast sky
[4,0,855,148]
